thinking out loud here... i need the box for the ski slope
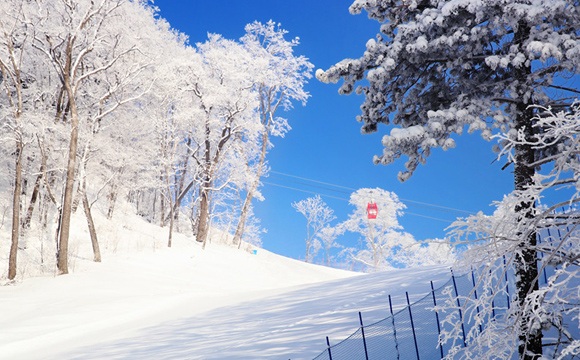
[0,212,450,359]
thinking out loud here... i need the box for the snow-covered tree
[444,104,580,359]
[292,195,336,263]
[317,0,580,357]
[74,0,171,261]
[0,0,34,280]
[3,0,180,275]
[183,34,261,246]
[232,21,313,246]
[0,0,62,278]
[340,188,414,271]
[318,225,343,266]
[30,0,134,274]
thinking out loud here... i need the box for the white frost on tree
[340,188,454,271]
[232,21,313,246]
[318,0,580,357]
[292,195,336,263]
[441,104,580,359]
[318,225,343,266]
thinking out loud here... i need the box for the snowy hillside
[0,211,451,359]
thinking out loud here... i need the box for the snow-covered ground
[0,212,450,359]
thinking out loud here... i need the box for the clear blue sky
[153,0,516,261]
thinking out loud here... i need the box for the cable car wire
[262,181,349,202]
[269,170,475,216]
[263,180,456,224]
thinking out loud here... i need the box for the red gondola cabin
[367,202,378,220]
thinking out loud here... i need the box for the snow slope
[60,266,449,360]
[0,212,450,359]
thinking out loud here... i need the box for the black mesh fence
[311,274,485,360]
[308,226,570,360]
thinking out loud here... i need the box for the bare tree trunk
[172,139,191,233]
[39,153,63,260]
[82,182,101,262]
[159,175,166,227]
[8,140,23,280]
[71,178,81,213]
[189,202,199,238]
[57,58,80,275]
[164,167,175,247]
[106,183,117,219]
[232,88,283,247]
[166,179,195,223]
[2,30,26,280]
[148,190,153,219]
[40,192,50,265]
[167,204,174,248]
[197,182,210,246]
[196,121,213,247]
[234,186,255,248]
[233,130,268,246]
[23,163,44,229]
[193,100,235,247]
[78,140,101,263]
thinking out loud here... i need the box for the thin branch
[546,84,580,95]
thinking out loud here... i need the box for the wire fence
[309,225,571,360]
[311,271,483,360]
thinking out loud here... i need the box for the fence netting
[312,275,480,360]
[310,226,569,360]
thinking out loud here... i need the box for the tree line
[0,0,312,279]
[292,189,455,271]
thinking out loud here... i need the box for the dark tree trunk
[23,164,44,229]
[196,120,213,247]
[514,109,542,360]
[512,20,542,360]
[167,179,195,223]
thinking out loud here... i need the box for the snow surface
[0,212,450,359]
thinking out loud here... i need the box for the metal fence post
[388,294,400,360]
[406,292,421,360]
[471,270,483,333]
[430,281,445,359]
[451,270,467,347]
[359,312,369,360]
[326,336,333,360]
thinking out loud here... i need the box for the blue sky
[153,0,516,262]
